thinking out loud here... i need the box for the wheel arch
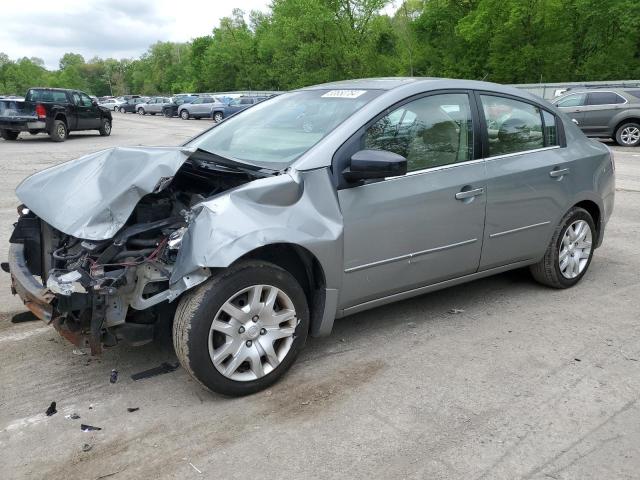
[233,243,329,337]
[573,199,603,248]
[612,115,640,136]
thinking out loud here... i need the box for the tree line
[1,0,638,97]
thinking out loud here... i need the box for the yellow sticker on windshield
[321,90,367,99]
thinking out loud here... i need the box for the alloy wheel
[621,126,640,145]
[559,220,592,279]
[208,284,297,381]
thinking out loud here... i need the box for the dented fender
[171,168,344,290]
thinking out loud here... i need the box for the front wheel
[615,122,640,147]
[163,109,172,118]
[137,107,145,115]
[530,207,595,288]
[119,107,126,113]
[99,118,111,136]
[173,261,309,396]
[180,110,190,120]
[213,111,223,122]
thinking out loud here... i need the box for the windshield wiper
[191,149,275,178]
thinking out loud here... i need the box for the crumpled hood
[16,146,195,240]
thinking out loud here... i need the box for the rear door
[477,93,572,270]
[580,91,627,136]
[338,91,487,308]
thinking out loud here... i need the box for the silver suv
[7,78,615,396]
[553,88,640,146]
[136,97,172,115]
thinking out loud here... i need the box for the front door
[477,94,572,270]
[555,93,586,131]
[338,92,487,308]
[73,92,101,129]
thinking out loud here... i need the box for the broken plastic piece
[110,369,118,384]
[81,424,102,432]
[127,407,139,413]
[65,413,80,420]
[45,402,57,416]
[82,443,93,452]
[448,308,465,314]
[131,362,179,381]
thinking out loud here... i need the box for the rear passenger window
[587,92,625,105]
[480,95,544,156]
[542,110,558,146]
[364,93,474,172]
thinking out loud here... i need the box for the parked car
[553,88,640,146]
[99,98,125,111]
[178,95,225,120]
[212,96,264,122]
[162,96,198,117]
[0,87,112,142]
[135,97,173,115]
[118,97,148,114]
[5,78,614,396]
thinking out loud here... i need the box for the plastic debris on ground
[131,362,179,381]
[65,413,81,420]
[81,424,102,432]
[448,308,465,314]
[82,443,93,452]
[45,402,57,416]
[127,407,139,413]
[110,369,118,384]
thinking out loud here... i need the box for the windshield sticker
[321,90,367,99]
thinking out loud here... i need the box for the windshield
[188,89,382,169]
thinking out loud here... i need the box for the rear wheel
[173,261,309,396]
[119,106,126,113]
[49,120,67,142]
[180,109,190,120]
[1,129,19,140]
[615,122,640,147]
[213,111,223,122]
[530,207,595,288]
[98,118,111,136]
[163,109,172,118]
[137,107,145,115]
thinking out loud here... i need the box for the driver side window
[364,93,474,172]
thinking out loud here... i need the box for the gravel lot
[0,113,639,480]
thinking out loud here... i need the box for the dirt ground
[0,113,639,480]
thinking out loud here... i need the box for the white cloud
[0,0,271,69]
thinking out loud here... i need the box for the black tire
[180,109,190,120]
[615,122,640,147]
[0,129,19,140]
[173,260,310,396]
[137,107,145,115]
[49,120,67,142]
[163,109,172,118]
[530,207,596,289]
[213,111,223,122]
[98,118,111,136]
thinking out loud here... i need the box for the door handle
[549,168,570,178]
[455,187,484,200]
[572,118,579,125]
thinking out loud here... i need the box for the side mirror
[342,149,407,182]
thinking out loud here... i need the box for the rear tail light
[35,104,46,119]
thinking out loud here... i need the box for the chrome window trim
[484,145,561,161]
[344,238,478,273]
[384,158,485,181]
[557,90,628,107]
[489,221,551,239]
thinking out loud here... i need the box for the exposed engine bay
[10,155,265,353]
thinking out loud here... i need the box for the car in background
[135,97,173,115]
[162,96,198,117]
[553,88,640,146]
[99,98,125,111]
[178,95,225,120]
[118,97,148,114]
[212,96,265,122]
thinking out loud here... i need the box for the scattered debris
[45,402,57,416]
[301,401,310,406]
[448,308,465,314]
[127,407,139,413]
[65,413,81,420]
[131,362,179,381]
[574,358,581,362]
[95,466,128,480]
[81,424,102,432]
[189,463,202,474]
[110,369,118,384]
[82,443,93,452]
[340,338,346,343]
[72,348,87,356]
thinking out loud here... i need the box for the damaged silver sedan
[6,78,615,395]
